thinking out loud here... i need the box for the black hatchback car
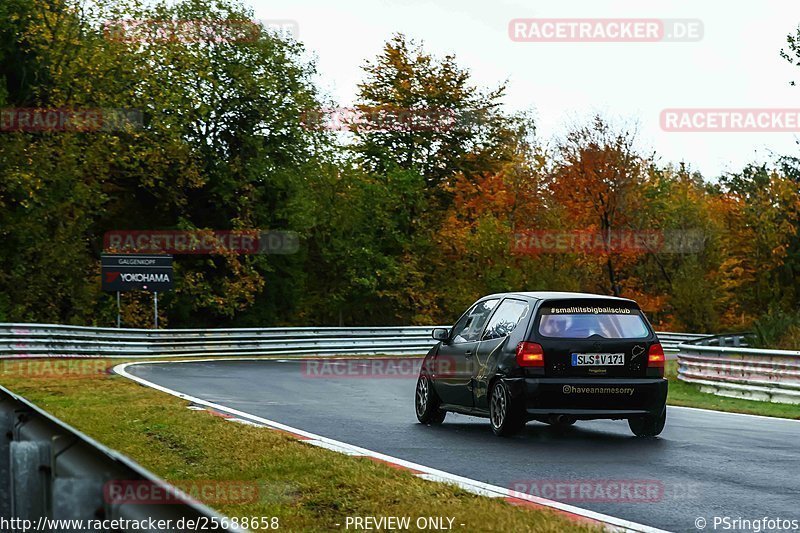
[415,292,667,437]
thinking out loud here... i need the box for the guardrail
[0,385,243,531]
[0,324,706,359]
[677,333,800,405]
[656,332,709,352]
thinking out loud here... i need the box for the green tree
[0,0,327,326]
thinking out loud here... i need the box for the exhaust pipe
[548,414,576,426]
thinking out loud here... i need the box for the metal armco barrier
[677,334,800,405]
[0,386,245,532]
[0,324,706,359]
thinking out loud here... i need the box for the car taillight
[647,343,665,367]
[516,342,544,367]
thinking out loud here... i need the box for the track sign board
[101,254,173,292]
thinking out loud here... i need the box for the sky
[250,0,800,178]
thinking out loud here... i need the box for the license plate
[571,353,625,366]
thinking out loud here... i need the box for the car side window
[452,299,500,343]
[482,299,530,341]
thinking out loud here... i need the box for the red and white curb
[113,360,669,533]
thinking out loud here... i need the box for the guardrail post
[0,408,12,518]
[10,440,51,526]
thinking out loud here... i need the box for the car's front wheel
[489,380,526,436]
[415,374,446,424]
[628,407,666,437]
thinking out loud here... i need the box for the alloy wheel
[491,383,506,429]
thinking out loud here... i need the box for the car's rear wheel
[489,381,526,436]
[415,374,446,424]
[628,407,666,437]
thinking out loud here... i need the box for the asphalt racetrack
[126,358,800,532]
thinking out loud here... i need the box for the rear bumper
[507,377,667,419]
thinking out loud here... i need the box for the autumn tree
[353,33,529,190]
[342,34,535,323]
[715,164,800,326]
[546,115,652,297]
[632,163,725,331]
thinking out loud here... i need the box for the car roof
[482,291,636,304]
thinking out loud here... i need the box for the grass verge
[0,358,597,533]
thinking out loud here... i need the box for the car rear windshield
[537,304,649,339]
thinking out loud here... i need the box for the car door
[473,298,532,409]
[434,298,500,408]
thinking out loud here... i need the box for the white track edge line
[667,404,800,423]
[113,360,669,533]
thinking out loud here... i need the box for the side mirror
[431,328,450,342]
